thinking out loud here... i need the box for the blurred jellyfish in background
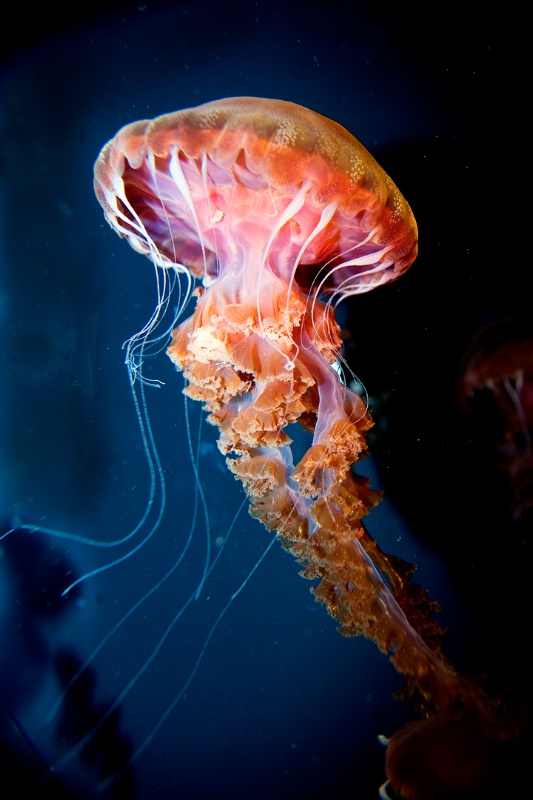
[459,314,533,544]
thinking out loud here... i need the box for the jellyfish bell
[93,96,418,302]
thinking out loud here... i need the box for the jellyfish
[92,98,519,797]
[459,314,533,543]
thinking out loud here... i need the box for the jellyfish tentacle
[167,279,487,720]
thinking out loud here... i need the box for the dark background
[1,2,528,799]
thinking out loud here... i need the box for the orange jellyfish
[93,98,514,797]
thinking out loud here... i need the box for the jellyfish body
[459,315,533,541]
[382,714,516,800]
[94,98,500,795]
